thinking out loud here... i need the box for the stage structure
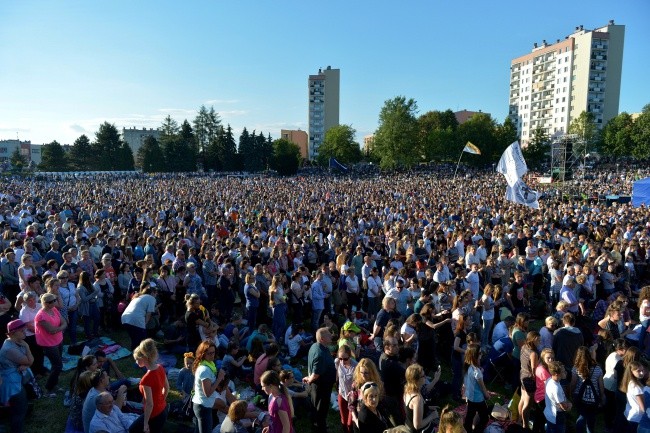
[549,134,585,184]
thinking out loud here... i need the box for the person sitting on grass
[89,391,138,433]
[222,342,248,379]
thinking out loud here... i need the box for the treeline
[315,97,519,170]
[38,105,302,175]
[39,122,134,172]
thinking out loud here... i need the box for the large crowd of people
[0,165,649,433]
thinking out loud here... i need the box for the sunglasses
[46,300,56,304]
[339,357,350,361]
[361,382,378,391]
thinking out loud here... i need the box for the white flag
[497,141,528,187]
[505,179,540,209]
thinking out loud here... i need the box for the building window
[0,148,6,153]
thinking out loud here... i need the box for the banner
[497,141,528,187]
[463,141,481,155]
[505,179,540,209]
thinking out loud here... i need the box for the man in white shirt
[89,392,138,433]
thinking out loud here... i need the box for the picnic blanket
[44,337,132,372]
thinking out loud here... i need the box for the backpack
[577,368,600,411]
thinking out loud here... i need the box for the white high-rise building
[509,21,624,145]
[308,66,340,159]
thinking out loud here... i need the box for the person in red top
[132,338,169,433]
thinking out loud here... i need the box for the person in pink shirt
[261,370,294,433]
[533,348,554,433]
[35,292,67,397]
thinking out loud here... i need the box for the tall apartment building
[308,66,340,159]
[509,21,624,145]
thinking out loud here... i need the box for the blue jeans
[67,309,78,345]
[481,317,494,348]
[193,403,213,433]
[272,303,287,343]
[312,308,323,333]
[546,411,566,433]
[576,408,596,433]
[246,305,258,331]
[84,302,100,337]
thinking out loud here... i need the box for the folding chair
[488,351,509,386]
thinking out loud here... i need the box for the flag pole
[453,150,464,179]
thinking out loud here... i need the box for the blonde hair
[133,338,158,365]
[404,363,425,396]
[437,405,464,433]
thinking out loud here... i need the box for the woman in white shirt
[345,268,361,311]
[480,284,496,349]
[623,360,647,432]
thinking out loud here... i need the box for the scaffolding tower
[550,134,584,185]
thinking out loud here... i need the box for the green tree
[160,115,180,138]
[632,104,650,160]
[238,128,254,171]
[568,111,598,157]
[137,136,165,172]
[416,110,460,162]
[317,124,362,166]
[456,113,498,163]
[523,126,550,170]
[9,147,26,170]
[67,134,94,170]
[270,138,300,176]
[600,112,634,158]
[178,120,197,171]
[39,140,68,171]
[372,96,419,169]
[222,124,238,171]
[92,122,132,170]
[495,117,519,156]
[193,105,221,168]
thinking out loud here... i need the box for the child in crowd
[177,352,194,399]
[544,361,571,433]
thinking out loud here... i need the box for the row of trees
[35,99,650,175]
[365,97,518,169]
[39,123,135,171]
[137,105,293,174]
[314,97,518,170]
[37,105,301,175]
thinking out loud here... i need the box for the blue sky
[1,0,648,146]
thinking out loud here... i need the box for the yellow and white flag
[463,141,481,155]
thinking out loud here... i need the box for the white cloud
[69,124,87,133]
